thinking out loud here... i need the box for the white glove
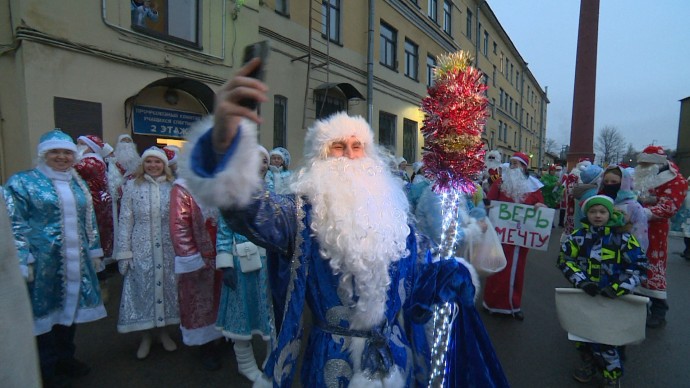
[118,259,134,275]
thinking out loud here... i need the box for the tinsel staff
[421,51,488,387]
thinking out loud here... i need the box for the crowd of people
[2,58,689,388]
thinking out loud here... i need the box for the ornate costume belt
[315,320,394,379]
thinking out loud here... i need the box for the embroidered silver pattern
[326,305,353,351]
[324,359,353,388]
[274,196,307,385]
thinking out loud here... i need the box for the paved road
[71,230,690,387]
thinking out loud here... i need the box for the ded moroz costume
[75,134,114,261]
[483,152,545,319]
[181,112,506,387]
[634,145,688,327]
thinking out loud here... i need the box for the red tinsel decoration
[421,52,489,194]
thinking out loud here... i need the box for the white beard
[290,157,410,330]
[77,145,89,159]
[501,167,530,202]
[114,142,140,174]
[485,160,501,171]
[634,164,661,194]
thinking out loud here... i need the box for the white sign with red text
[488,201,555,251]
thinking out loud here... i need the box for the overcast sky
[488,0,690,152]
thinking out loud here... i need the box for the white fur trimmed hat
[304,112,375,160]
[269,147,291,167]
[510,152,530,166]
[141,146,168,168]
[101,143,114,158]
[258,145,269,160]
[118,134,133,143]
[78,135,104,154]
[637,145,667,164]
[163,145,180,165]
[486,150,501,160]
[37,129,78,156]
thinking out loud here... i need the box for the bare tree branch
[545,138,559,155]
[595,126,627,165]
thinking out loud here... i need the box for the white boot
[137,332,152,359]
[158,329,177,352]
[234,340,262,382]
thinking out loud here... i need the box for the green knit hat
[581,195,614,215]
[581,195,625,227]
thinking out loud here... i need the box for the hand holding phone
[239,41,270,110]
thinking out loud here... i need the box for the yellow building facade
[0,0,548,181]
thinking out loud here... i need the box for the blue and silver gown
[4,165,106,335]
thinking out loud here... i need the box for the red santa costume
[483,152,545,319]
[482,150,502,196]
[560,158,591,239]
[634,145,688,327]
[169,179,223,368]
[75,135,114,260]
[164,145,180,175]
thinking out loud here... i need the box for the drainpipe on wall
[475,2,482,68]
[367,0,375,123]
[540,86,548,170]
[519,63,525,153]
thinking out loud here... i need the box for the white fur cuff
[179,116,264,209]
[215,252,234,269]
[89,248,104,259]
[174,253,205,274]
[455,256,480,301]
[252,374,272,388]
[116,250,133,261]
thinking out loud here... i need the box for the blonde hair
[132,161,175,184]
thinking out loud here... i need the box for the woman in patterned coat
[170,178,223,370]
[116,147,179,359]
[4,129,105,386]
[215,146,274,382]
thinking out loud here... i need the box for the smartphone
[239,40,270,110]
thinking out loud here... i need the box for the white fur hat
[101,143,114,157]
[486,150,501,162]
[304,112,375,160]
[258,145,269,160]
[141,146,168,168]
[118,134,133,143]
[37,129,77,156]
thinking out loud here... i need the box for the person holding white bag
[214,146,274,382]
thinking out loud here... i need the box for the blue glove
[222,267,237,290]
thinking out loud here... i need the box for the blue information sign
[132,105,202,139]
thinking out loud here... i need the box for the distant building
[0,0,549,181]
[676,96,690,177]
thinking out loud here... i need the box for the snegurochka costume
[4,130,106,336]
[266,146,293,194]
[116,165,179,333]
[182,115,507,387]
[169,179,222,346]
[4,129,106,384]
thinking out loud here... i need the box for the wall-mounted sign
[133,105,202,139]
